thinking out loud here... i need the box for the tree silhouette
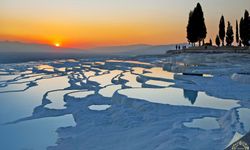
[244,10,250,46]
[183,89,198,105]
[236,20,239,45]
[215,35,221,47]
[240,10,250,46]
[186,3,207,46]
[194,3,207,46]
[187,11,198,45]
[240,17,246,46]
[219,15,225,46]
[209,38,212,46]
[226,22,234,46]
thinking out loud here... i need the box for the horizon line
[0,40,188,50]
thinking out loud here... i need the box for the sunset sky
[0,0,249,48]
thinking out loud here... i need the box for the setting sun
[54,43,61,47]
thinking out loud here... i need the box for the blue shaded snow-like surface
[0,54,250,150]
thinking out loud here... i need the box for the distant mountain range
[88,44,180,55]
[0,41,187,63]
[0,41,83,53]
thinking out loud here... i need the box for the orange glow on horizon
[0,0,248,49]
[54,43,61,47]
[0,11,187,48]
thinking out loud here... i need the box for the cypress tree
[186,3,207,46]
[215,35,221,47]
[236,20,239,45]
[226,22,234,46]
[244,10,250,46]
[194,3,207,46]
[240,10,250,46]
[209,38,212,46]
[219,15,225,46]
[187,11,198,45]
[240,17,246,46]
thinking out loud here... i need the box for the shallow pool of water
[88,105,111,111]
[144,67,175,80]
[89,70,122,87]
[0,115,75,150]
[118,87,240,110]
[121,72,142,87]
[145,80,173,87]
[68,90,95,98]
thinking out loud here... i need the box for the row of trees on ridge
[187,3,250,47]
